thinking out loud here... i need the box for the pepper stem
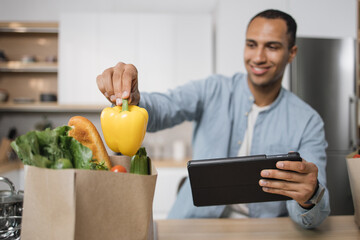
[122,99,129,112]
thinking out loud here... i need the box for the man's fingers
[260,169,302,182]
[260,168,317,187]
[259,179,302,191]
[110,63,138,105]
[96,74,113,104]
[122,64,137,99]
[97,62,139,106]
[260,179,314,203]
[261,186,300,200]
[96,75,106,95]
[102,67,115,102]
[276,160,317,174]
[112,65,125,98]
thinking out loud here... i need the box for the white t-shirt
[227,103,270,218]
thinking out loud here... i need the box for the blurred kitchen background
[0,0,358,219]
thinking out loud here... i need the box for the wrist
[299,202,315,209]
[303,180,325,206]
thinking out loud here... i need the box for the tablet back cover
[188,153,301,206]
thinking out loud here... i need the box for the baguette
[68,116,112,169]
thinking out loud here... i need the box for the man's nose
[253,48,267,64]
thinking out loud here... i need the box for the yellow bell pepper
[100,99,148,156]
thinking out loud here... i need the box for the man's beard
[248,75,281,90]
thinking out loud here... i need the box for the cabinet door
[59,13,213,105]
[289,0,357,39]
[153,167,188,219]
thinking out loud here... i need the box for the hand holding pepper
[96,62,140,106]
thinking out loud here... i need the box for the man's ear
[288,45,298,63]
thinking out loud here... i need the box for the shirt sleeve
[286,112,331,229]
[138,76,217,132]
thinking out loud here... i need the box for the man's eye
[246,43,255,48]
[268,45,279,50]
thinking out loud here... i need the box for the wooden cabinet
[0,22,58,106]
[0,22,108,113]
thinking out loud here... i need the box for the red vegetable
[111,165,127,173]
[353,154,360,158]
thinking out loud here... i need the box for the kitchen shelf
[0,22,58,33]
[0,21,59,106]
[0,61,57,73]
[0,102,109,113]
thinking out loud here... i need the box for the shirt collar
[242,74,285,112]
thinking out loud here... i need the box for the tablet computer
[187,152,302,206]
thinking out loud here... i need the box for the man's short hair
[248,9,297,49]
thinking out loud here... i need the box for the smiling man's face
[244,17,297,88]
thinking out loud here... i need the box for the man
[96,9,330,229]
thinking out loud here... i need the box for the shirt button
[249,96,254,101]
[245,112,249,116]
[238,141,242,145]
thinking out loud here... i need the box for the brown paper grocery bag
[21,155,157,240]
[346,155,360,228]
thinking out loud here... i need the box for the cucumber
[130,147,150,175]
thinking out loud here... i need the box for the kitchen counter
[155,215,359,240]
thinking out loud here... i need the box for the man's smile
[250,65,271,75]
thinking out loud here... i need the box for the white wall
[215,0,357,89]
[1,0,356,85]
[59,13,213,104]
[215,0,288,76]
[0,0,217,21]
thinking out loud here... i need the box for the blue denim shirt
[139,72,330,229]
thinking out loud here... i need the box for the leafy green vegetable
[10,125,103,170]
[53,158,73,169]
[90,160,109,171]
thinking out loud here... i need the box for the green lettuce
[10,125,103,170]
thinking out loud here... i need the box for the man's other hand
[259,159,318,208]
